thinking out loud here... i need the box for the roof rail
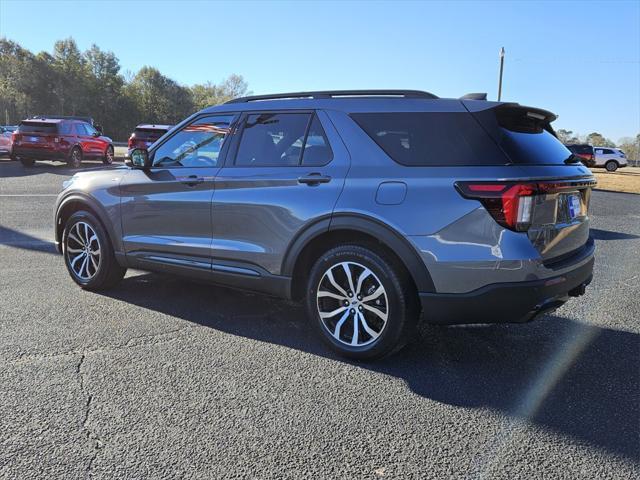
[225,90,438,104]
[459,93,488,100]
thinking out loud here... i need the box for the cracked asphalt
[1,160,639,479]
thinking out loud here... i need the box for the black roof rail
[459,93,488,100]
[225,90,438,104]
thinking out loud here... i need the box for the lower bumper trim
[420,256,594,325]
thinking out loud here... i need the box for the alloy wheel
[65,221,101,281]
[316,261,389,347]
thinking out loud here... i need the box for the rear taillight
[455,179,596,231]
[456,182,535,231]
[128,134,135,148]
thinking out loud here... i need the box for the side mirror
[128,148,151,169]
[94,124,103,134]
[92,131,100,137]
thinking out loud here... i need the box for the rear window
[351,112,507,166]
[566,145,593,155]
[135,128,167,140]
[18,122,57,134]
[472,106,572,165]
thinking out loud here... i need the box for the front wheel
[605,160,618,172]
[103,145,114,165]
[306,245,418,360]
[63,210,126,290]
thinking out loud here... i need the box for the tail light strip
[455,179,596,232]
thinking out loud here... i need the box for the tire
[605,160,618,172]
[68,147,82,168]
[19,157,35,167]
[306,244,419,360]
[103,145,114,165]
[62,210,126,290]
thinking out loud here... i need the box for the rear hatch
[462,102,595,264]
[130,128,167,148]
[15,121,59,151]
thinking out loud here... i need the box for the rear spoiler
[463,101,560,139]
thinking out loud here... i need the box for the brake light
[456,182,535,231]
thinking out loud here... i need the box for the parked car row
[565,143,628,171]
[2,119,172,167]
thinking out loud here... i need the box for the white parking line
[0,194,58,197]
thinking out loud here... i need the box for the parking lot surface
[1,159,639,479]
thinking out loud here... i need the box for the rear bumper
[420,243,594,325]
[11,147,65,160]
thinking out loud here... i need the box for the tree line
[0,38,249,141]
[556,129,640,162]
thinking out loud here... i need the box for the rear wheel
[68,147,82,168]
[62,210,126,290]
[19,157,35,167]
[103,145,114,165]
[306,245,418,360]
[605,160,618,172]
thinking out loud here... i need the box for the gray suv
[54,90,596,359]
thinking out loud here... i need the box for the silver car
[54,90,596,359]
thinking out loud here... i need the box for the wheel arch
[284,213,435,300]
[55,193,121,254]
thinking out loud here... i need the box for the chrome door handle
[298,173,331,186]
[179,175,204,187]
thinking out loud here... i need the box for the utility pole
[498,47,505,101]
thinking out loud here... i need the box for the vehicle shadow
[0,158,122,178]
[100,272,640,462]
[590,228,640,241]
[0,225,57,253]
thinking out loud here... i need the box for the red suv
[11,118,114,168]
[127,124,171,153]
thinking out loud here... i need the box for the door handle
[179,175,205,187]
[298,173,331,186]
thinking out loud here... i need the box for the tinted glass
[152,115,234,168]
[302,115,333,166]
[235,113,311,166]
[83,123,98,135]
[18,122,57,134]
[601,149,614,154]
[134,128,167,141]
[58,122,72,135]
[351,112,507,166]
[566,145,592,154]
[471,107,572,165]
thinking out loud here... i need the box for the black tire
[605,160,618,172]
[68,147,82,168]
[19,157,35,167]
[103,145,114,165]
[62,210,126,290]
[306,244,419,360]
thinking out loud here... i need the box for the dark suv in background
[565,144,595,167]
[11,118,114,168]
[127,124,172,153]
[54,90,596,360]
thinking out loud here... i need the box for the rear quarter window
[18,122,57,134]
[350,112,508,166]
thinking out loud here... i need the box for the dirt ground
[592,168,640,195]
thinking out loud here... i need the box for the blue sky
[1,0,639,140]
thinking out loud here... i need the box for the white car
[594,147,628,172]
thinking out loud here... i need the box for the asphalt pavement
[1,159,638,479]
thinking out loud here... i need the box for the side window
[235,113,311,166]
[74,124,87,135]
[602,149,613,154]
[59,123,72,135]
[595,149,603,155]
[302,114,333,166]
[152,115,234,168]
